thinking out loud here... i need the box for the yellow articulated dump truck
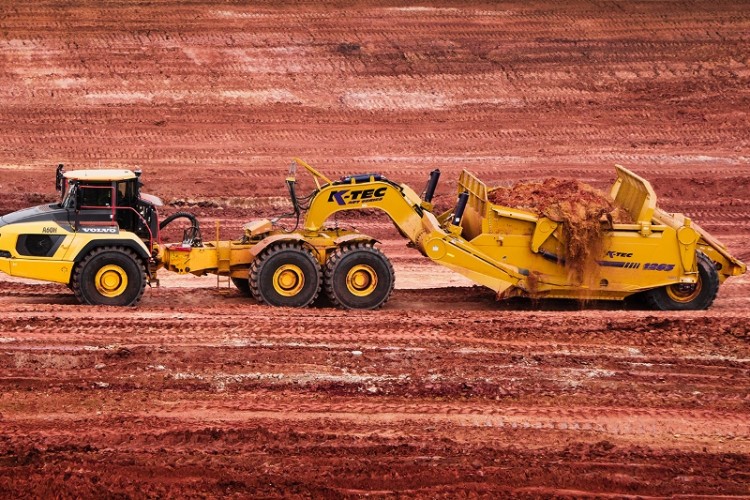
[0,159,745,309]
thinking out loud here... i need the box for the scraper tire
[644,253,719,310]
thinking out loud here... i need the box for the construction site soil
[1,1,749,497]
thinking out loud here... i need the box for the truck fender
[73,239,150,264]
[249,233,305,258]
[333,234,380,247]
[72,238,152,278]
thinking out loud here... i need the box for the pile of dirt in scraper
[488,178,632,282]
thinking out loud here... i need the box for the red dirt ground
[1,1,749,497]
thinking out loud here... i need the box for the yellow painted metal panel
[6,258,72,284]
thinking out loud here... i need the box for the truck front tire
[71,246,147,306]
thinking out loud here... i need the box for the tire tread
[643,252,719,310]
[324,242,395,310]
[249,242,321,307]
[71,246,146,306]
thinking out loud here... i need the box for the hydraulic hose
[159,211,200,231]
[159,211,202,246]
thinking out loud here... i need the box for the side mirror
[55,164,64,192]
[134,170,143,196]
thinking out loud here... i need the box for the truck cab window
[80,185,113,208]
[116,180,135,207]
[61,184,77,209]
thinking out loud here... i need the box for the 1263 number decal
[643,263,675,271]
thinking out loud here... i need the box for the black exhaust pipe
[452,191,469,226]
[286,178,300,217]
[424,169,441,203]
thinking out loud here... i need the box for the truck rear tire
[231,277,251,295]
[71,246,146,306]
[249,243,321,307]
[644,252,719,310]
[324,243,394,310]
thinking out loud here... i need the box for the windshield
[61,183,77,209]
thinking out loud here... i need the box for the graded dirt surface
[1,1,749,497]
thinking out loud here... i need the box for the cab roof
[63,169,136,182]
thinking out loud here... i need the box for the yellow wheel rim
[272,264,305,297]
[94,265,128,298]
[666,279,702,303]
[346,264,378,297]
